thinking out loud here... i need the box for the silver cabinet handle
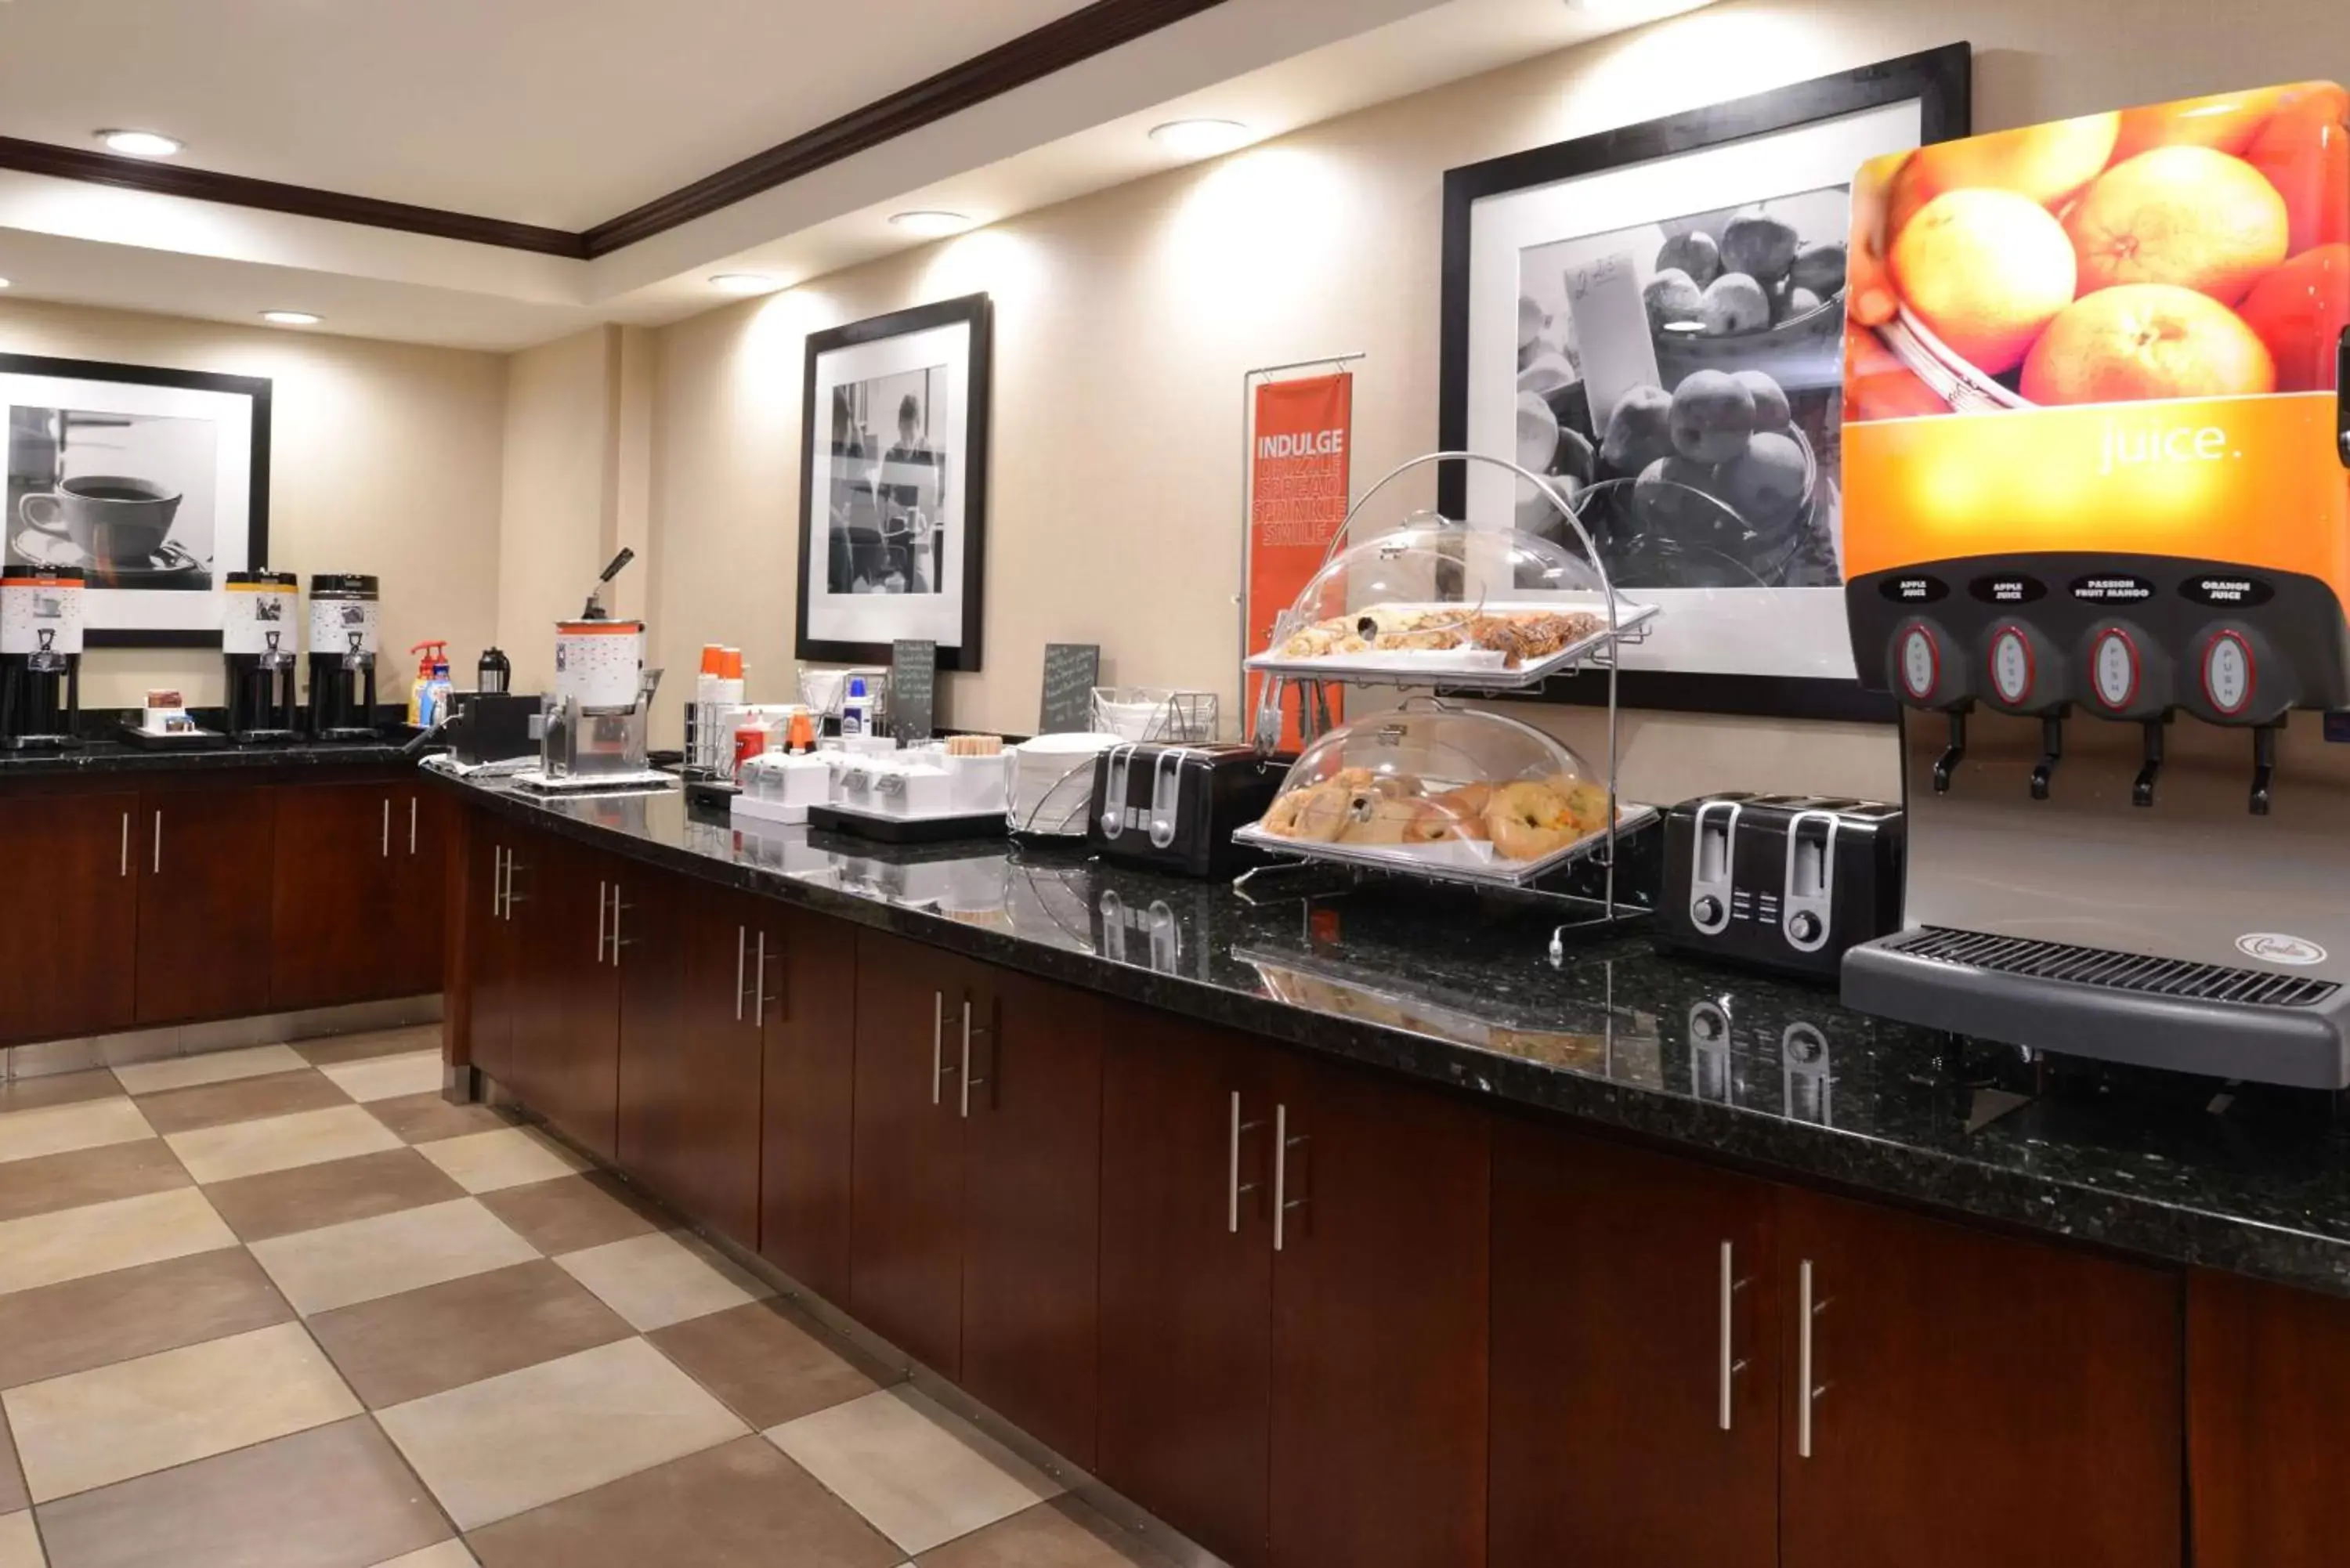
[754,931,770,1021]
[381,797,390,858]
[1273,1104,1310,1252]
[1799,1259,1822,1458]
[152,809,162,875]
[119,811,129,877]
[409,796,418,855]
[931,991,948,1105]
[959,999,974,1118]
[1227,1092,1266,1234]
[1719,1241,1753,1432]
[609,884,626,966]
[492,847,502,918]
[735,925,747,1021]
[596,880,608,961]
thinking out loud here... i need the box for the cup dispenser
[0,566,84,750]
[1836,81,2350,1087]
[225,570,301,742]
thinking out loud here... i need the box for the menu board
[890,639,938,742]
[1039,642,1101,734]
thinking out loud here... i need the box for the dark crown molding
[0,0,1227,264]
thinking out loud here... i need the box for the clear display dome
[1250,513,1653,688]
[1237,702,1621,884]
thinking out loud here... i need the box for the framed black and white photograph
[796,293,991,671]
[1439,45,1969,721]
[2,353,271,648]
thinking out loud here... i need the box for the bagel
[1405,796,1488,845]
[1260,782,1350,841]
[1484,779,1579,860]
[1338,793,1423,845]
[1426,782,1493,821]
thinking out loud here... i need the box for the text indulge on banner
[1248,372,1354,752]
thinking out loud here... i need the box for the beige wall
[0,295,504,713]
[642,0,2348,804]
[497,326,615,693]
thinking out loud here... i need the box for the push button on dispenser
[2203,630,2254,717]
[2091,628,2141,713]
[1990,626,2035,706]
[1897,626,1940,703]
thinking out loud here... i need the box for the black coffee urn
[225,570,302,742]
[0,566,84,750]
[306,573,381,740]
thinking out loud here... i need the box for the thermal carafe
[306,573,381,739]
[225,570,301,742]
[0,566,84,749]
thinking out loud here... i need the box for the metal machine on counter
[225,570,301,742]
[1836,81,2350,1086]
[0,565,83,749]
[529,550,667,789]
[306,573,381,740]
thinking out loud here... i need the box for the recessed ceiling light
[0,278,12,291]
[891,210,974,238]
[98,128,183,158]
[260,310,321,326]
[709,273,783,295]
[1149,118,1252,158]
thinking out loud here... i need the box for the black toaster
[1086,742,1286,878]
[1656,793,1904,980]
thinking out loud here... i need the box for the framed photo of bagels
[2,352,271,648]
[796,292,992,672]
[1437,45,1971,721]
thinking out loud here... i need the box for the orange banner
[1247,372,1353,750]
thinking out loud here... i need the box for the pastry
[1337,793,1423,845]
[1404,796,1488,845]
[1260,782,1350,841]
[1484,779,1579,859]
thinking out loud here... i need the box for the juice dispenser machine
[1838,81,2350,1086]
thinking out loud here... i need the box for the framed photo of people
[796,292,992,671]
[2,352,271,647]
[1437,45,1971,721]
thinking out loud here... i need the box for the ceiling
[0,0,1692,349]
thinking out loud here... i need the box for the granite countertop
[445,771,2350,1300]
[0,737,418,776]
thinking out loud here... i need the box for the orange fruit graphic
[1889,188,2078,374]
[2066,146,2290,305]
[2246,87,2350,255]
[1888,113,2120,235]
[2021,284,2276,405]
[2235,244,2350,392]
[2109,85,2291,163]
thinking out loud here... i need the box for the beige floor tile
[0,1188,236,1299]
[0,1511,40,1568]
[2,1397,23,1512]
[364,1093,512,1147]
[309,1261,631,1409]
[0,1070,119,1117]
[3,1322,360,1502]
[646,1299,880,1429]
[31,1417,447,1568]
[0,1100,152,1169]
[110,1045,308,1097]
[554,1230,772,1331]
[767,1388,1061,1556]
[0,1249,291,1391]
[371,1545,476,1568]
[377,1337,745,1531]
[248,1198,538,1316]
[0,1140,189,1227]
[416,1128,589,1194]
[913,1498,1174,1567]
[475,1173,663,1255]
[166,1105,403,1185]
[133,1071,352,1137]
[296,1027,441,1068]
[319,1052,444,1104]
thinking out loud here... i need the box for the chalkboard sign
[1039,643,1101,735]
[891,639,938,742]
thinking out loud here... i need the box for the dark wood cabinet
[2189,1269,2350,1568]
[269,781,399,1010]
[1489,1120,1778,1568]
[761,908,859,1302]
[1777,1187,2182,1568]
[617,887,761,1245]
[0,790,139,1046]
[1266,1050,1490,1568]
[1098,1006,1276,1568]
[502,835,621,1161]
[848,928,970,1378]
[464,820,522,1086]
[958,966,1102,1469]
[386,783,444,996]
[136,786,275,1025]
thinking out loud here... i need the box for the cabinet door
[761,909,859,1302]
[2189,1270,2350,1568]
[387,784,444,996]
[848,928,967,1378]
[269,782,400,1011]
[1778,1188,2182,1568]
[614,870,692,1208]
[1267,1053,1489,1568]
[635,887,763,1245]
[1489,1118,1777,1568]
[509,836,620,1160]
[0,791,139,1045]
[958,966,1102,1469]
[465,825,519,1086]
[138,786,275,1025]
[1098,1008,1275,1568]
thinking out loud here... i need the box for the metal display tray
[1231,800,1657,891]
[1244,598,1659,691]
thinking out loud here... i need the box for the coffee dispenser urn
[0,566,84,750]
[1835,82,2350,1089]
[306,573,381,740]
[225,570,301,743]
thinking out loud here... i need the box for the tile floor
[0,1028,1174,1568]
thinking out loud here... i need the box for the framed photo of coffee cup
[797,293,990,671]
[1437,45,1970,721]
[2,353,270,648]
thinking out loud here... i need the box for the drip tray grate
[1886,927,2339,1010]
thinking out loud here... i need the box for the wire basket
[1091,687,1218,744]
